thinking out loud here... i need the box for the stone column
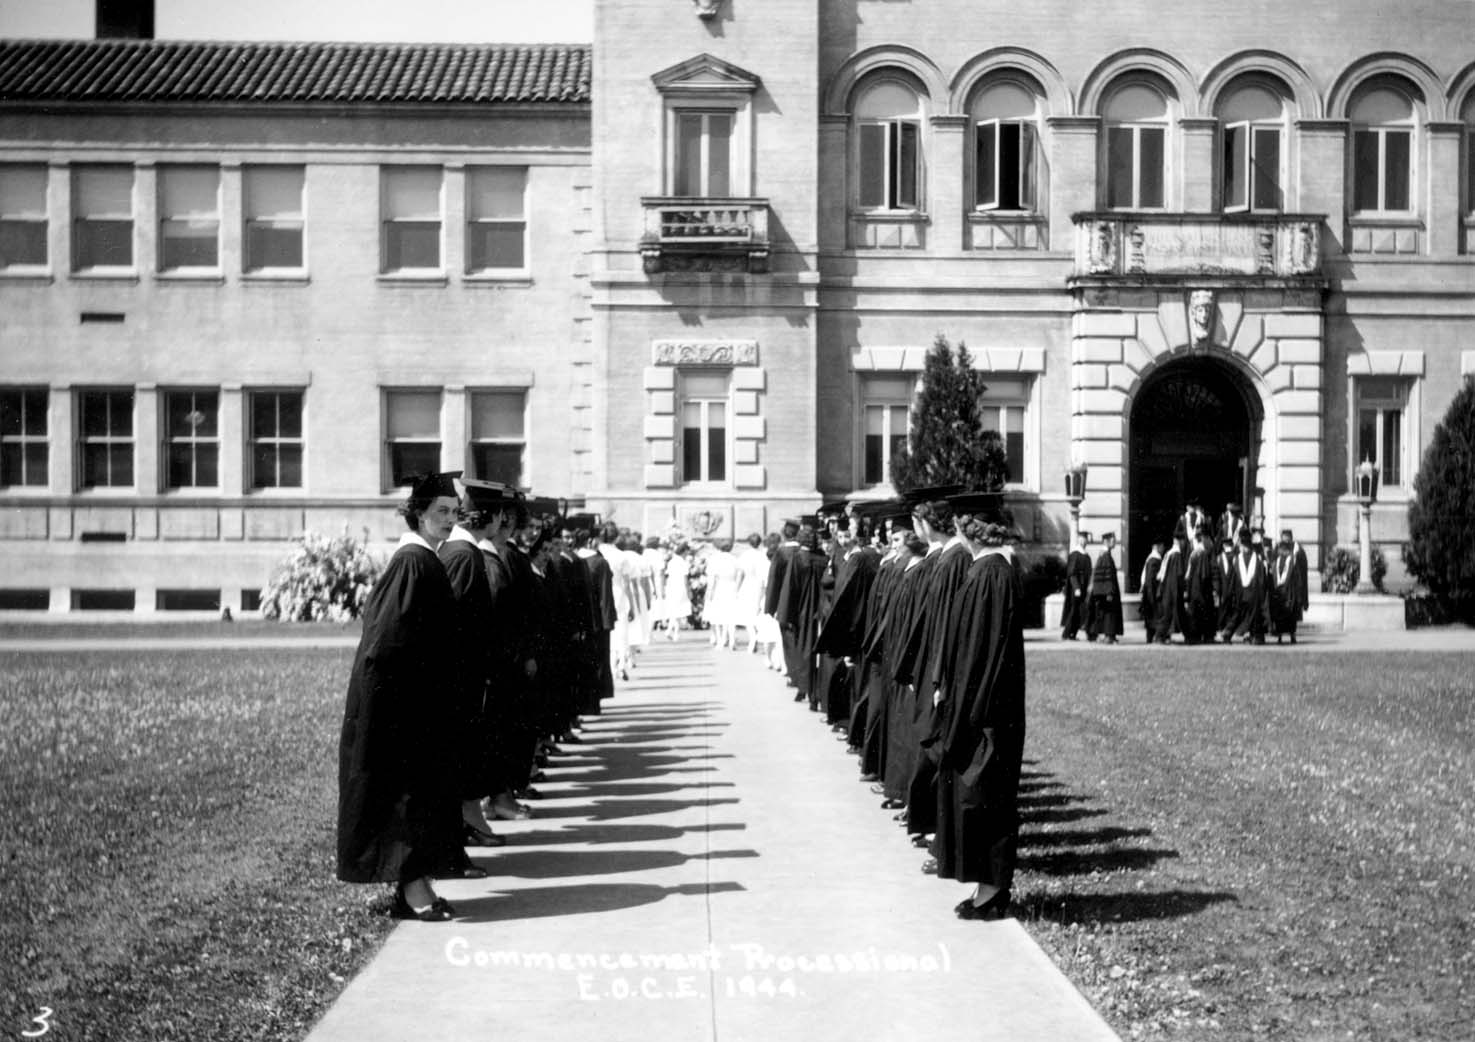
[443,165,466,278]
[442,385,467,475]
[219,163,242,277]
[817,115,849,253]
[1046,117,1100,251]
[218,384,245,497]
[928,115,969,252]
[135,383,159,495]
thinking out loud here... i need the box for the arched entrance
[1127,357,1262,589]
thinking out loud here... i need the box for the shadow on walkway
[453,880,748,923]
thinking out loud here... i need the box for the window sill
[245,487,307,497]
[242,271,310,285]
[71,269,139,283]
[1347,214,1422,227]
[378,272,449,287]
[851,209,929,222]
[156,271,226,285]
[463,272,533,287]
[0,487,52,496]
[0,268,54,283]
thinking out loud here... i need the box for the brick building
[2,0,1473,612]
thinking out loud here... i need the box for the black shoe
[464,824,506,848]
[869,783,887,794]
[910,833,930,848]
[543,744,564,756]
[515,787,544,800]
[880,798,904,810]
[920,858,938,874]
[560,731,583,744]
[392,887,455,922]
[793,692,805,702]
[859,772,879,782]
[957,890,1010,921]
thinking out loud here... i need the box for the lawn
[0,647,385,1042]
[0,619,360,641]
[1017,649,1474,1041]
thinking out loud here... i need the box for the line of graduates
[336,472,621,922]
[1139,521,1310,645]
[764,488,1028,921]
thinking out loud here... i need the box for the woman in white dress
[642,537,668,633]
[703,539,741,648]
[734,532,769,653]
[663,545,692,638]
[625,534,653,651]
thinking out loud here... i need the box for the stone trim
[643,345,765,492]
[850,345,1046,372]
[651,339,759,366]
[1347,350,1425,376]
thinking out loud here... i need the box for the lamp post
[1354,457,1380,594]
[1064,463,1089,547]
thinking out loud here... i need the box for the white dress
[601,543,635,659]
[627,548,652,646]
[664,554,692,621]
[643,548,668,622]
[703,549,740,628]
[736,546,769,633]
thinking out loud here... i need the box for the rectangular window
[158,166,220,270]
[157,589,221,611]
[72,166,133,270]
[0,387,48,487]
[78,389,134,488]
[679,372,729,484]
[381,167,442,273]
[163,389,219,489]
[859,375,913,487]
[980,376,1031,486]
[975,121,1037,211]
[0,589,50,610]
[249,390,303,489]
[73,588,136,611]
[243,166,304,272]
[858,120,920,210]
[1356,377,1409,489]
[469,389,526,485]
[1108,125,1165,209]
[385,389,442,488]
[0,164,48,269]
[1467,128,1475,216]
[466,167,527,272]
[1353,128,1413,213]
[673,111,733,197]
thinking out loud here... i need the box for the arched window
[970,79,1042,212]
[1350,83,1418,214]
[1104,83,1170,209]
[1218,80,1290,212]
[1462,94,1475,219]
[855,79,924,211]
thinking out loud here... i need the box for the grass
[0,647,387,1042]
[1,641,1471,1040]
[1016,648,1475,1041]
[0,619,360,640]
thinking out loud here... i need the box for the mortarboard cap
[461,478,517,512]
[946,490,998,515]
[798,513,821,530]
[406,470,462,499]
[1079,530,1093,543]
[562,512,599,532]
[885,508,915,531]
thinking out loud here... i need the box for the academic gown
[896,541,974,836]
[855,554,905,770]
[1086,549,1123,640]
[438,532,502,798]
[776,547,828,702]
[1270,545,1309,638]
[765,542,799,685]
[1214,551,1235,634]
[1139,551,1161,628]
[1184,546,1217,643]
[1151,544,1186,643]
[554,550,598,717]
[1060,549,1092,638]
[580,549,618,708]
[1224,549,1271,641]
[337,537,462,884]
[934,550,1026,890]
[523,563,560,739]
[493,542,540,791]
[815,546,880,727]
[881,559,931,802]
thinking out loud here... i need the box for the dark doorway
[1127,358,1259,590]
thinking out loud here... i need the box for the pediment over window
[651,53,761,94]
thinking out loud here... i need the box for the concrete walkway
[305,632,1120,1042]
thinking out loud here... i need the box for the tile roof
[0,39,591,105]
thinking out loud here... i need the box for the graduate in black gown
[880,528,932,806]
[934,520,1026,921]
[481,487,538,820]
[764,520,801,688]
[337,471,465,922]
[1060,531,1092,640]
[1086,532,1123,643]
[1151,525,1187,644]
[572,518,617,712]
[776,525,828,707]
[1138,540,1163,642]
[1221,529,1271,643]
[816,515,880,731]
[1184,527,1218,643]
[856,512,911,776]
[1270,529,1310,644]
[438,480,511,853]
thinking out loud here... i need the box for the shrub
[1404,373,1475,600]
[890,333,1009,494]
[1320,544,1387,594]
[1015,550,1068,630]
[260,527,382,622]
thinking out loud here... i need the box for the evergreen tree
[1405,374,1475,600]
[889,334,1009,493]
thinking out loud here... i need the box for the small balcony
[1071,212,1327,283]
[640,197,770,275]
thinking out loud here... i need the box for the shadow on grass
[1018,826,1153,848]
[1018,847,1179,876]
[1019,889,1238,925]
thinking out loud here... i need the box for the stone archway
[1126,357,1263,588]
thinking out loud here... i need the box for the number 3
[22,1008,53,1038]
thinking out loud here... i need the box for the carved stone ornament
[1088,221,1116,274]
[1189,289,1216,344]
[652,339,759,366]
[692,0,722,18]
